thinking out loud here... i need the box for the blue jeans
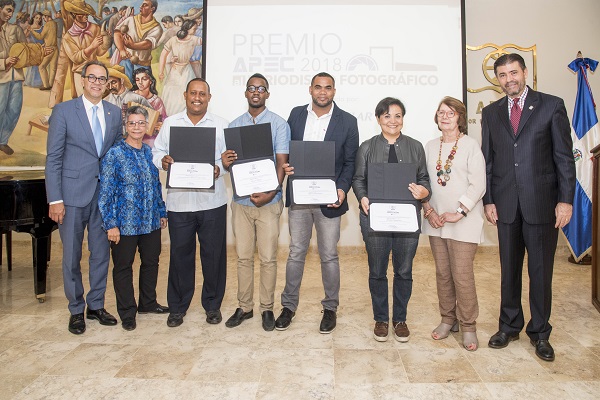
[281,205,341,312]
[360,212,418,322]
[0,80,23,145]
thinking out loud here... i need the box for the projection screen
[206,0,466,144]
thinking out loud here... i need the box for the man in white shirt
[152,78,229,328]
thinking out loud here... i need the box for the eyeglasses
[83,74,108,84]
[436,110,456,118]
[246,85,268,93]
[126,121,148,127]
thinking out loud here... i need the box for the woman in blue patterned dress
[99,106,169,331]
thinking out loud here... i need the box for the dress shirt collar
[307,102,335,119]
[508,86,528,110]
[82,95,104,114]
[240,107,270,124]
[177,110,214,126]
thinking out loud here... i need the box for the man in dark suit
[275,72,359,334]
[482,53,575,361]
[46,60,123,334]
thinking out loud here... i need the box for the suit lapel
[496,96,512,137]
[515,88,538,137]
[323,105,340,142]
[75,97,98,155]
[100,100,115,156]
[295,107,308,140]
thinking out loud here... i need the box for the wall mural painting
[0,0,205,168]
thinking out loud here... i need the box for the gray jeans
[281,205,341,312]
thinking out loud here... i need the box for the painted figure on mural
[113,0,162,81]
[23,11,43,88]
[30,9,59,91]
[0,0,26,155]
[0,0,204,160]
[0,0,52,156]
[49,0,110,108]
[159,18,200,116]
[132,66,167,121]
[182,7,202,79]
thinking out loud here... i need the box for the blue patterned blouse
[99,140,167,236]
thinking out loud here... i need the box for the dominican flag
[563,56,599,262]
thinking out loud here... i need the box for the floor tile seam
[60,342,143,379]
[11,373,49,400]
[393,346,411,383]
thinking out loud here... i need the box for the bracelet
[424,208,434,219]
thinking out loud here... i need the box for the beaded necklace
[436,135,460,186]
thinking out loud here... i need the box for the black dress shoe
[206,310,222,324]
[122,318,137,331]
[68,313,86,335]
[319,309,336,334]
[530,339,555,361]
[138,304,170,314]
[225,308,253,328]
[86,308,118,326]
[167,312,186,328]
[275,307,295,331]
[488,330,519,349]
[262,310,275,331]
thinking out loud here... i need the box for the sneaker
[319,309,336,334]
[373,321,389,342]
[275,307,295,331]
[393,321,410,342]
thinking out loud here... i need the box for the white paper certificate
[168,162,214,188]
[292,179,338,205]
[369,203,418,232]
[230,159,279,197]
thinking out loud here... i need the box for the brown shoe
[393,321,410,342]
[373,321,389,342]
[0,144,14,155]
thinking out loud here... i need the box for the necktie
[91,105,103,156]
[510,98,522,134]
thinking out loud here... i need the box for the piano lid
[0,170,46,182]
[0,170,49,226]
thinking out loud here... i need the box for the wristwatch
[456,207,467,217]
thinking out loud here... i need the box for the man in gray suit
[482,53,575,361]
[46,61,123,335]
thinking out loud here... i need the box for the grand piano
[0,171,57,303]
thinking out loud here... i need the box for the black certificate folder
[367,163,416,201]
[167,126,216,189]
[288,140,337,205]
[224,123,273,160]
[224,123,278,198]
[367,163,420,233]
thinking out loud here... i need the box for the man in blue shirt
[221,73,290,331]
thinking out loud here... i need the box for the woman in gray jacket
[352,97,430,343]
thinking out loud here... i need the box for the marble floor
[0,240,599,400]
